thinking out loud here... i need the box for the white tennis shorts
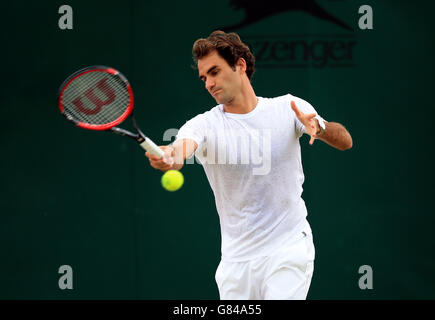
[215,228,315,300]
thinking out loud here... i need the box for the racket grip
[140,137,165,158]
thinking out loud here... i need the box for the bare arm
[145,138,198,172]
[316,122,353,151]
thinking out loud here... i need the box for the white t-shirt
[176,94,324,262]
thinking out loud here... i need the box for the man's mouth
[212,89,221,96]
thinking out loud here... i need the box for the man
[146,31,352,299]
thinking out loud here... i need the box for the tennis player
[146,31,352,300]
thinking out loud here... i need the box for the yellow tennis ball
[161,170,184,192]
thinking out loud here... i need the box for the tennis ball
[161,170,184,192]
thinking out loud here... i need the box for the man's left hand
[291,101,320,145]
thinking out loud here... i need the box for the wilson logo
[73,78,115,115]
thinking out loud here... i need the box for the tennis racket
[58,65,164,158]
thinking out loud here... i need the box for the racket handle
[140,137,165,158]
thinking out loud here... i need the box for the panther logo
[220,0,352,31]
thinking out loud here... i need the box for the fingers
[162,146,175,166]
[145,151,160,160]
[291,101,302,117]
[148,156,173,171]
[145,146,172,160]
[309,135,315,145]
[290,103,317,146]
[145,146,175,171]
[291,101,316,122]
[162,156,174,166]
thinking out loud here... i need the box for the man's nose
[205,79,215,91]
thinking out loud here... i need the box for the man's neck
[223,84,258,114]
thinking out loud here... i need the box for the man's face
[198,50,243,105]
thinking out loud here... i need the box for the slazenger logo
[220,0,357,69]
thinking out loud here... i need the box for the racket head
[58,66,134,130]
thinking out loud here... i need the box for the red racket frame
[58,66,134,130]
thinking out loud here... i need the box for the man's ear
[236,58,247,73]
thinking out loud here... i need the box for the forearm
[170,139,198,170]
[317,122,353,151]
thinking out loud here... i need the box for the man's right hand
[145,145,175,172]
[145,139,197,172]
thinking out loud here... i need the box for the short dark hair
[192,30,255,80]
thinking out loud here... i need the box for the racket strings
[61,71,131,125]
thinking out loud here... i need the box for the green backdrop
[1,0,434,299]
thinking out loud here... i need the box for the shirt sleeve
[175,113,207,153]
